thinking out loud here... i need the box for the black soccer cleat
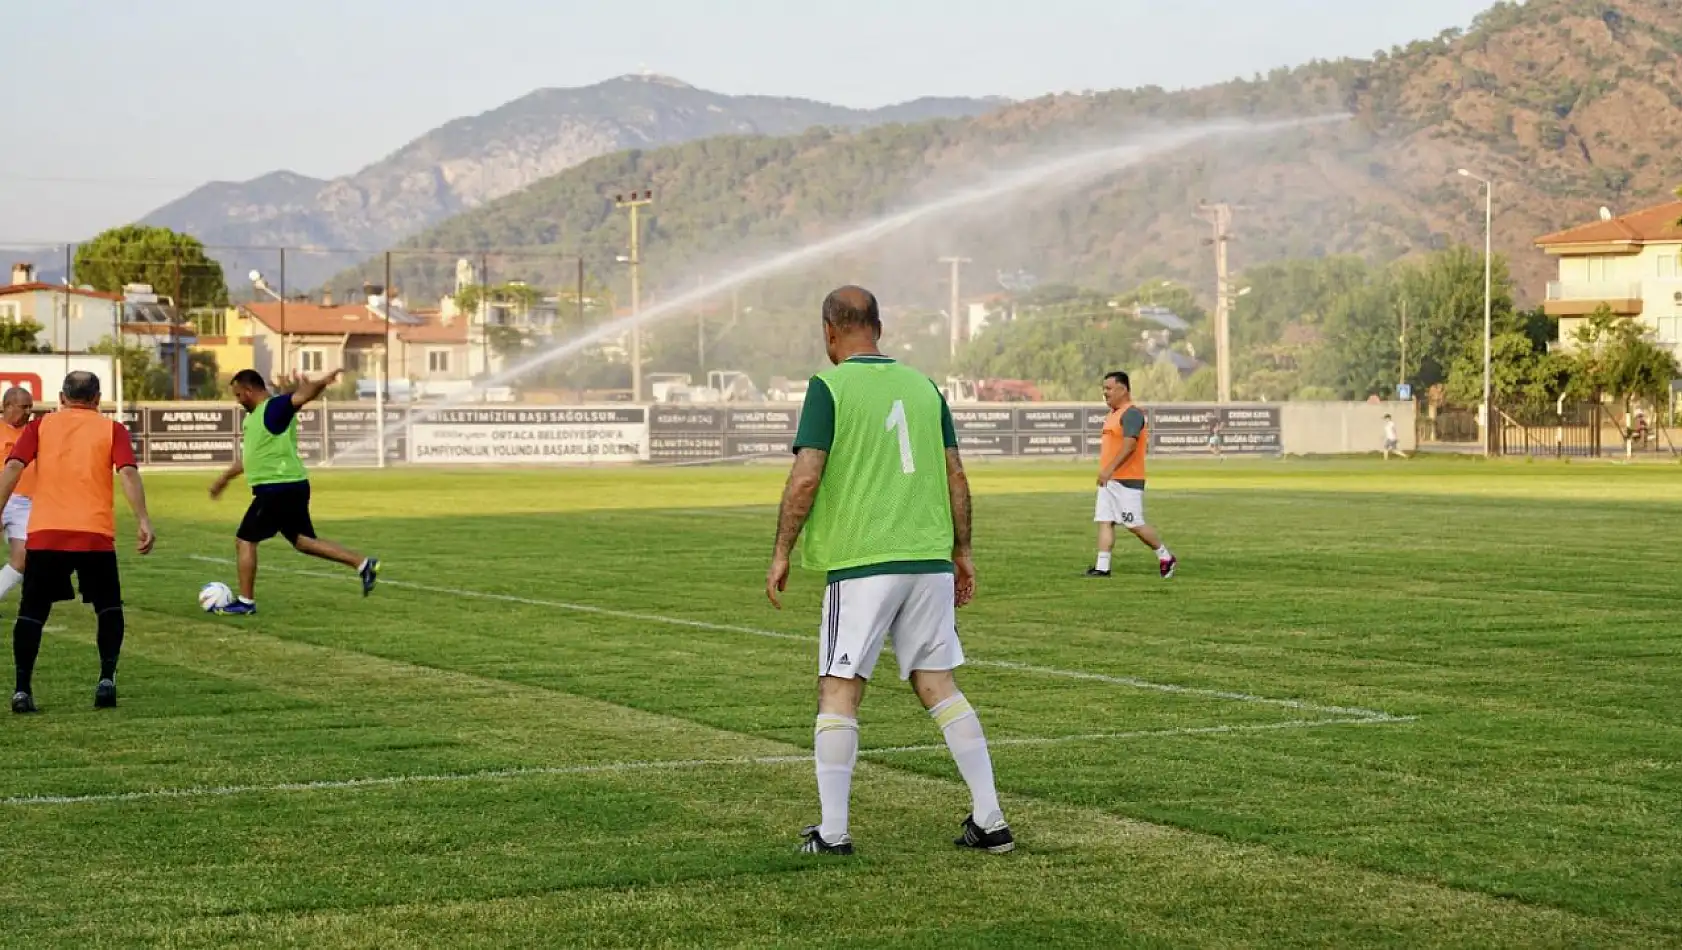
[797,825,855,855]
[955,815,1016,854]
[1084,567,1111,578]
[359,558,380,597]
[94,679,117,709]
[11,690,36,714]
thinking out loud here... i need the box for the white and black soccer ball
[199,582,234,613]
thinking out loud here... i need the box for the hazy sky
[3,0,1498,242]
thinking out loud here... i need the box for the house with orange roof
[1534,199,1682,356]
[238,296,470,390]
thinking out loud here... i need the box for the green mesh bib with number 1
[800,360,953,572]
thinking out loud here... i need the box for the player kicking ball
[208,369,377,614]
[1089,370,1176,579]
[767,286,1012,857]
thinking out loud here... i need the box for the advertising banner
[115,399,1290,466]
[326,407,408,465]
[407,407,648,464]
[1147,405,1282,456]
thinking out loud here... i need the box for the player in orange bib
[1087,370,1176,579]
[0,387,38,605]
[0,372,153,713]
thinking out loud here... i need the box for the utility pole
[615,190,653,400]
[278,248,287,378]
[1457,168,1494,455]
[1197,202,1234,404]
[1399,297,1408,394]
[939,256,971,360]
[695,274,706,373]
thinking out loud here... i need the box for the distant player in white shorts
[0,387,35,605]
[767,285,1012,856]
[1383,413,1408,460]
[1088,371,1177,579]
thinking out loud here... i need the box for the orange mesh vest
[30,409,117,541]
[0,421,38,498]
[1099,405,1149,481]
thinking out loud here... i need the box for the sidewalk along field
[0,459,1676,948]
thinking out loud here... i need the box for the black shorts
[237,484,316,544]
[22,549,122,610]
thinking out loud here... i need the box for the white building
[1535,199,1682,357]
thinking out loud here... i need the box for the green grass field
[1,458,1679,948]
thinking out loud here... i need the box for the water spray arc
[348,114,1348,458]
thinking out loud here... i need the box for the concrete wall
[1280,401,1415,455]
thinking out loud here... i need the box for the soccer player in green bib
[208,369,378,615]
[767,286,1012,856]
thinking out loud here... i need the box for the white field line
[0,715,1412,808]
[184,554,1404,720]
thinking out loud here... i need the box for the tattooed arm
[766,448,828,608]
[946,447,976,607]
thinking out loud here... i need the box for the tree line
[955,245,1679,415]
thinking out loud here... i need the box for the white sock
[814,713,858,842]
[1155,545,1172,561]
[357,559,370,572]
[930,693,1003,828]
[238,595,255,605]
[1095,552,1112,571]
[0,564,21,601]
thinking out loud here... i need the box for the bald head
[61,371,100,407]
[0,387,30,426]
[822,286,881,336]
[820,285,885,366]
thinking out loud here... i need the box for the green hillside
[328,0,1682,318]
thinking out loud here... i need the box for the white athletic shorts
[817,572,965,681]
[1095,483,1146,528]
[2,495,30,543]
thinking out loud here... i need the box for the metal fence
[1493,402,1678,459]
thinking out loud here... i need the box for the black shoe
[11,690,36,714]
[359,558,380,597]
[955,815,1015,853]
[1085,567,1111,577]
[797,825,855,855]
[94,679,117,709]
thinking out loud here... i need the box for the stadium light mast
[1458,168,1494,456]
[615,190,654,401]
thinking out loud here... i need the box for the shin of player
[0,387,37,603]
[209,369,378,614]
[766,286,1012,856]
[3,372,153,714]
[1089,371,1176,579]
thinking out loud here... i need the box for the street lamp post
[249,268,288,379]
[1458,168,1494,455]
[615,190,653,401]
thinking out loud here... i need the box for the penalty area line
[185,554,1407,721]
[0,715,1413,807]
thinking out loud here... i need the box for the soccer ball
[199,582,234,613]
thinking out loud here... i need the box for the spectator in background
[1383,413,1408,461]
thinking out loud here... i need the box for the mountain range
[314,0,1682,315]
[133,75,1007,288]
